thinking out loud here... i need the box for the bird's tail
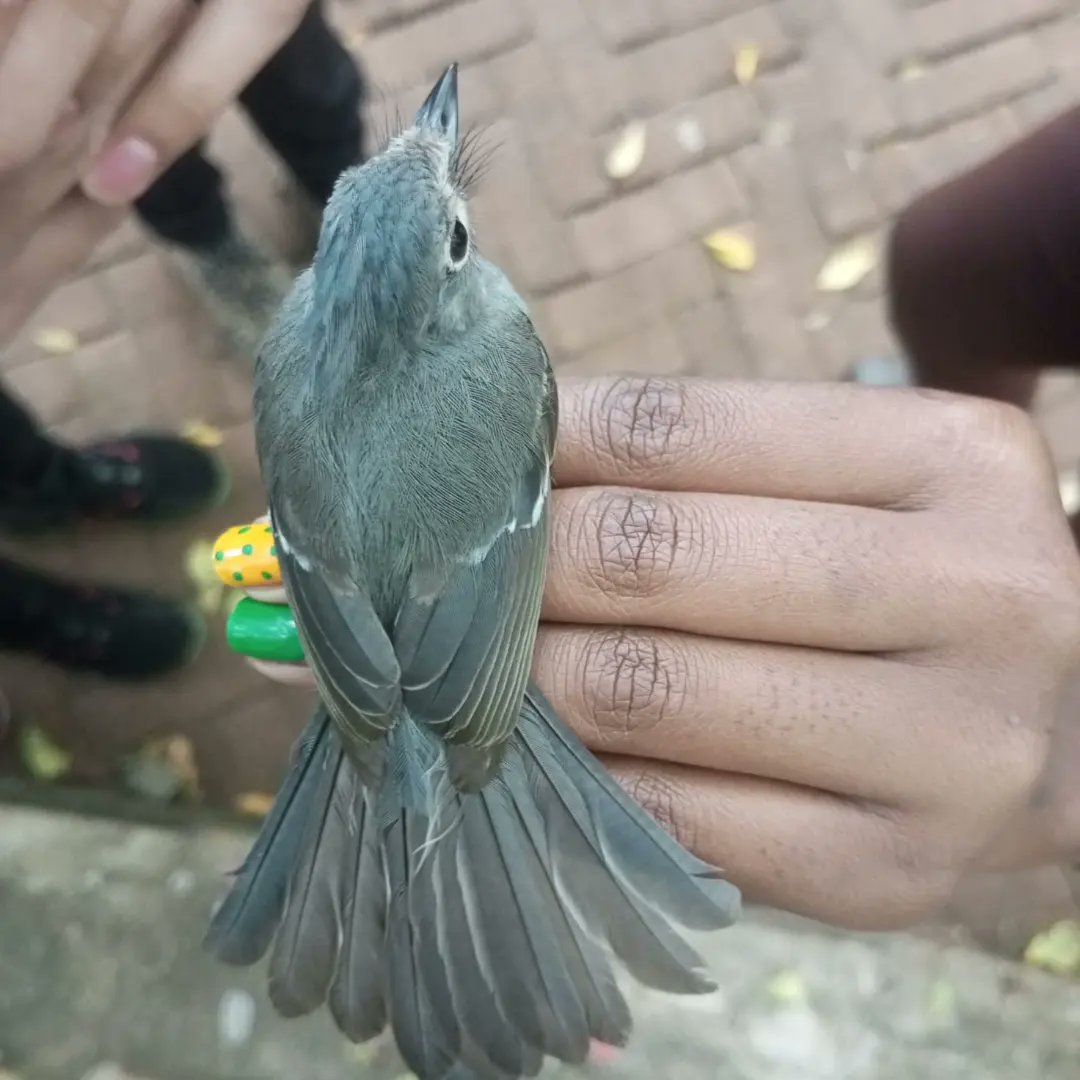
[204,690,740,1079]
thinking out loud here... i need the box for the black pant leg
[239,1,364,205]
[134,143,232,250]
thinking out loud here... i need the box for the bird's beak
[414,63,459,147]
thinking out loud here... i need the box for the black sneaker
[0,558,205,679]
[0,434,228,534]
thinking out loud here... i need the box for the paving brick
[69,331,155,433]
[519,0,591,43]
[801,142,881,239]
[913,0,1063,61]
[725,262,819,381]
[4,357,79,427]
[834,0,914,73]
[102,251,201,330]
[896,34,1051,134]
[659,157,746,239]
[526,123,610,216]
[1039,12,1080,88]
[599,86,760,195]
[571,185,682,276]
[557,319,692,377]
[478,41,568,122]
[535,275,635,356]
[665,0,762,32]
[472,133,585,294]
[674,298,755,377]
[730,143,829,313]
[809,297,898,381]
[1011,77,1075,127]
[806,24,901,145]
[555,37,642,134]
[4,274,118,369]
[584,0,667,51]
[363,0,529,88]
[626,244,723,321]
[633,9,798,118]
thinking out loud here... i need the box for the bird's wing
[277,546,402,761]
[394,361,557,789]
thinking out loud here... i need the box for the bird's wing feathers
[276,344,557,782]
[278,550,401,759]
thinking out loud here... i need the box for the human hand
[81,0,311,205]
[214,376,1080,930]
[0,0,191,344]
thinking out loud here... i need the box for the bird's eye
[449,218,469,266]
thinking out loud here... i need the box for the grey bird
[204,64,741,1079]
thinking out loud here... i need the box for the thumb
[80,0,307,205]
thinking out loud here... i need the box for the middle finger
[543,486,947,652]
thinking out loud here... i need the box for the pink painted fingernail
[82,136,159,204]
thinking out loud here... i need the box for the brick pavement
[2,0,1080,938]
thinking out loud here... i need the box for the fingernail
[227,597,304,662]
[213,524,281,587]
[82,135,158,204]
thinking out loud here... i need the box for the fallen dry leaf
[734,43,761,86]
[122,734,201,802]
[185,537,225,614]
[1024,920,1080,976]
[816,236,879,293]
[899,58,926,81]
[19,723,72,781]
[1058,468,1080,517]
[605,120,647,180]
[234,791,275,818]
[32,327,78,355]
[703,228,757,272]
[181,420,224,449]
[765,968,808,1004]
[925,979,957,1024]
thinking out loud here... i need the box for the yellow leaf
[19,724,72,782]
[734,44,760,86]
[899,58,926,81]
[703,229,757,272]
[1058,469,1080,517]
[344,1042,377,1066]
[181,420,224,448]
[1024,920,1080,976]
[925,979,957,1023]
[765,968,808,1004]
[32,327,78,355]
[185,538,225,614]
[124,735,201,802]
[816,236,880,293]
[234,791,274,818]
[605,121,647,180]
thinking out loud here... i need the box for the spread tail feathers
[204,691,740,1079]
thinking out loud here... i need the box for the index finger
[81,0,307,204]
[552,375,998,509]
[0,0,129,172]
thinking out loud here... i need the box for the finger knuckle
[573,488,685,599]
[622,767,699,852]
[980,723,1049,810]
[580,628,691,741]
[837,815,959,929]
[931,394,1048,487]
[589,376,698,475]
